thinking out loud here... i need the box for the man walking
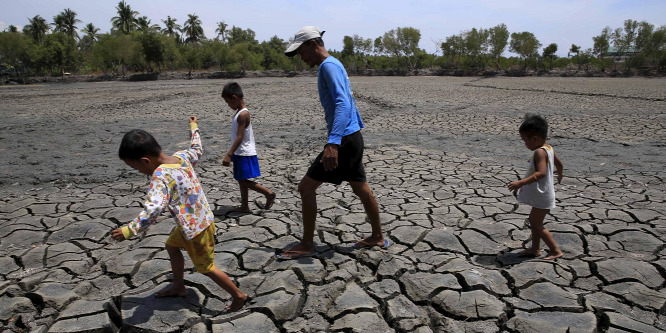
[277,26,387,259]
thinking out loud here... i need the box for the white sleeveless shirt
[230,108,257,156]
[517,145,556,209]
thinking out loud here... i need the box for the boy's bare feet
[226,294,249,312]
[155,286,188,298]
[543,251,563,260]
[264,192,276,209]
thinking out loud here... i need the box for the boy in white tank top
[508,114,564,260]
[221,82,275,213]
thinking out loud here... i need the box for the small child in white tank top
[221,82,276,213]
[508,114,564,260]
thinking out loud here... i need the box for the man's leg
[349,181,385,247]
[155,245,188,297]
[297,175,323,249]
[279,176,322,257]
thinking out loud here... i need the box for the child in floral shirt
[111,116,248,312]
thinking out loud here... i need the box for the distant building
[603,46,638,62]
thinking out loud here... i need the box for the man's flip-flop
[276,250,315,260]
[352,239,390,250]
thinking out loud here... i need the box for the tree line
[1,1,664,79]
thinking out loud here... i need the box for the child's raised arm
[185,116,203,163]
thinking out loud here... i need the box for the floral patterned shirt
[121,124,214,240]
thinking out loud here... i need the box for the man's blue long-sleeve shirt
[318,56,364,145]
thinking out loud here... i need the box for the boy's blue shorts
[232,155,261,180]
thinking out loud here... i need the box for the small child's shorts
[165,223,216,273]
[232,155,261,180]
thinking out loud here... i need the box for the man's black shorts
[306,131,366,185]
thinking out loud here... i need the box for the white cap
[284,26,325,57]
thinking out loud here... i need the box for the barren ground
[0,76,664,332]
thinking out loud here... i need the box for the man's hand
[223,153,232,167]
[111,228,126,241]
[320,144,338,171]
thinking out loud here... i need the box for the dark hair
[222,82,243,98]
[118,129,162,160]
[519,113,548,138]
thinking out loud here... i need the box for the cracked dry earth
[0,76,665,333]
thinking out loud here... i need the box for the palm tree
[162,16,182,44]
[23,15,50,43]
[111,1,139,34]
[183,14,204,43]
[53,14,65,34]
[162,16,181,36]
[82,23,100,41]
[53,8,81,39]
[215,21,228,41]
[137,16,159,32]
[79,23,100,53]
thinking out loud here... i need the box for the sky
[1,0,665,57]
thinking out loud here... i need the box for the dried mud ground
[0,76,665,333]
